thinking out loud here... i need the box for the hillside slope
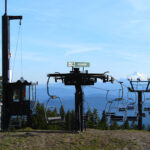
[0,129,150,150]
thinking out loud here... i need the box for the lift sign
[67,62,90,67]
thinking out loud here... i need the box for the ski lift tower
[128,78,150,130]
[47,62,114,132]
[2,0,38,130]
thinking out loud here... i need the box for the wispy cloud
[114,50,150,63]
[129,19,144,24]
[62,44,102,56]
[127,0,150,11]
[12,51,50,63]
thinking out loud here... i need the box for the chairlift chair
[143,93,150,111]
[110,115,124,122]
[105,102,115,117]
[105,91,114,116]
[44,96,65,125]
[118,98,127,112]
[114,98,124,101]
[137,113,146,117]
[114,84,124,102]
[127,116,137,121]
[48,116,65,124]
[144,107,150,111]
[119,107,126,112]
[127,91,137,101]
[127,105,134,110]
[83,115,88,121]
[144,92,150,100]
[128,102,136,105]
[106,112,115,117]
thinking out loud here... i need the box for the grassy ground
[0,129,150,150]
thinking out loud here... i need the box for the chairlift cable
[114,78,129,89]
[88,86,122,92]
[12,24,21,80]
[20,25,23,77]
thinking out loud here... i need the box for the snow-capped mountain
[127,72,148,81]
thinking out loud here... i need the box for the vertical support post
[75,84,84,131]
[35,85,36,102]
[2,14,10,130]
[5,0,7,15]
[2,15,10,85]
[138,92,142,130]
[75,87,79,131]
[2,6,22,129]
[80,88,84,132]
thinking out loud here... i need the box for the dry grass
[0,129,150,150]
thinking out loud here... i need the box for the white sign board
[67,62,90,68]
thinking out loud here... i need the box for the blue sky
[1,0,150,84]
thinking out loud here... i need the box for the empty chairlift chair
[143,93,150,111]
[48,116,65,124]
[137,113,146,117]
[144,107,150,111]
[110,115,124,122]
[127,105,135,110]
[45,96,65,125]
[127,116,137,121]
[119,107,126,112]
[106,112,116,117]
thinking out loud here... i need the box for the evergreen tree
[52,107,58,117]
[0,76,2,102]
[59,105,66,130]
[30,102,47,129]
[93,108,100,125]
[47,109,53,118]
[142,124,145,130]
[70,110,75,130]
[148,124,150,131]
[65,110,72,130]
[59,105,65,120]
[86,108,94,128]
[123,120,130,129]
[98,110,108,130]
[110,121,119,130]
[131,121,138,129]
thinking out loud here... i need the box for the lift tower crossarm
[47,73,114,83]
[9,16,22,20]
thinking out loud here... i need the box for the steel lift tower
[128,79,150,130]
[2,0,37,130]
[47,63,114,131]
